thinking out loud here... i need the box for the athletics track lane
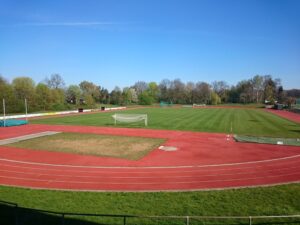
[0,124,300,191]
[266,109,300,124]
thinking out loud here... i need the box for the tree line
[0,73,298,113]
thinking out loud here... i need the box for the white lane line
[0,172,300,185]
[1,165,299,179]
[2,162,299,174]
[1,154,300,169]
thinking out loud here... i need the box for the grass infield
[6,132,165,160]
[31,107,300,138]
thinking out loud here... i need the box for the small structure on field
[1,98,28,127]
[112,114,148,126]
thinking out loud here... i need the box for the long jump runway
[0,124,299,191]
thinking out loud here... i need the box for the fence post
[249,216,252,225]
[61,213,65,225]
[14,204,18,225]
[123,216,126,225]
[186,216,189,225]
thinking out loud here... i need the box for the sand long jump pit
[0,124,300,191]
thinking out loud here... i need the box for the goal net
[112,114,148,126]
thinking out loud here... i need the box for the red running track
[0,124,300,191]
[266,109,300,124]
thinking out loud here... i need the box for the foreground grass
[31,107,300,138]
[0,184,299,223]
[6,133,164,160]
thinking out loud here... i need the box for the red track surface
[0,124,300,191]
[266,109,300,124]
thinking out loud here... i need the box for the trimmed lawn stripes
[30,108,300,138]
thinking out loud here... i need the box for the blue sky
[0,0,299,90]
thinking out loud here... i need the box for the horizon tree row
[0,73,298,113]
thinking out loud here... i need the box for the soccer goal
[112,114,148,126]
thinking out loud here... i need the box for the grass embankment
[31,107,300,138]
[6,133,164,160]
[0,184,299,224]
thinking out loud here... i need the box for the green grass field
[1,107,300,224]
[31,107,300,138]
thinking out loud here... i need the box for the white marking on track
[0,172,300,185]
[1,165,299,179]
[0,154,300,169]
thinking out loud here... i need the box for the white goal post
[112,114,148,126]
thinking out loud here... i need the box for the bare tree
[212,81,229,103]
[193,82,211,104]
[132,81,148,96]
[251,75,264,103]
[158,79,171,102]
[184,81,195,104]
[169,79,185,104]
[46,74,65,89]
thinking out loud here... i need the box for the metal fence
[1,200,300,225]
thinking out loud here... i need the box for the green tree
[138,91,154,105]
[50,88,66,110]
[36,83,52,111]
[83,93,95,108]
[0,76,15,113]
[130,88,138,103]
[12,77,36,112]
[211,91,221,105]
[148,82,159,102]
[264,77,276,104]
[110,87,123,105]
[122,87,132,105]
[100,88,109,104]
[79,81,101,103]
[66,85,82,105]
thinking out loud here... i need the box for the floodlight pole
[25,98,28,121]
[3,98,6,127]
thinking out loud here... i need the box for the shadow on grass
[248,119,260,123]
[289,129,300,134]
[0,203,110,225]
[1,201,300,225]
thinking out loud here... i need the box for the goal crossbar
[112,114,148,126]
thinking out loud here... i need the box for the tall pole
[25,98,28,121]
[2,98,5,127]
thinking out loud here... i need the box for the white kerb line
[2,98,5,127]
